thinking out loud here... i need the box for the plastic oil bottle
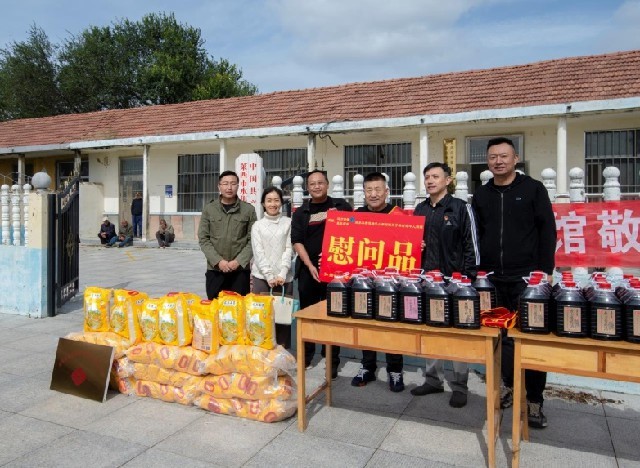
[555,280,589,338]
[374,275,399,322]
[326,273,350,317]
[424,272,452,327]
[473,271,496,312]
[350,274,374,319]
[589,281,623,341]
[452,278,481,329]
[519,275,551,334]
[399,275,424,324]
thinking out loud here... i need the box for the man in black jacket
[471,137,556,428]
[410,162,479,408]
[131,192,143,238]
[291,170,352,379]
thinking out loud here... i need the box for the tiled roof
[1,49,640,150]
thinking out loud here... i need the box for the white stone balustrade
[603,166,621,201]
[331,175,344,199]
[352,174,365,209]
[402,172,417,210]
[1,185,9,245]
[454,171,469,201]
[569,167,586,202]
[541,168,557,202]
[23,184,31,246]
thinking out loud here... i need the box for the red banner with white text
[319,210,425,282]
[554,200,640,267]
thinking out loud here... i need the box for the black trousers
[297,265,340,368]
[361,350,403,373]
[493,277,547,404]
[205,269,250,300]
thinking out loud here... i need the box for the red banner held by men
[554,200,640,268]
[319,210,425,282]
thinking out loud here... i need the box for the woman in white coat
[251,186,294,348]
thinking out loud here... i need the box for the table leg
[485,337,497,468]
[297,319,306,431]
[325,343,332,406]
[511,338,525,468]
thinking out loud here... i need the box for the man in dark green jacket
[199,170,257,299]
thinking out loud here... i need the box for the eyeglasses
[219,182,238,187]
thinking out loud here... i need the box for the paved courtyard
[0,244,638,467]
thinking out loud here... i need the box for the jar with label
[374,276,399,321]
[473,271,496,312]
[399,276,424,324]
[326,273,350,317]
[452,278,480,329]
[350,274,374,319]
[555,281,589,338]
[424,272,452,327]
[589,282,623,340]
[519,276,551,334]
[623,279,640,343]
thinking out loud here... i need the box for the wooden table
[295,300,502,468]
[510,329,640,468]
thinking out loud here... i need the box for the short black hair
[423,162,452,177]
[261,186,284,205]
[307,170,328,183]
[486,137,516,152]
[363,172,387,183]
[219,170,239,183]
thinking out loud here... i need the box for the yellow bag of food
[131,362,202,388]
[196,395,296,422]
[192,299,219,354]
[244,294,276,350]
[126,341,208,376]
[133,379,197,405]
[64,331,130,359]
[200,344,297,376]
[159,293,193,346]
[83,286,111,332]
[198,373,294,400]
[139,298,163,343]
[110,289,147,344]
[217,291,245,345]
[182,292,201,327]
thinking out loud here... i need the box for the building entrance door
[119,157,143,225]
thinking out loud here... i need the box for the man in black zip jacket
[471,137,556,429]
[291,170,352,378]
[410,162,479,408]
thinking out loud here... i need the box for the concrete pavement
[0,244,639,467]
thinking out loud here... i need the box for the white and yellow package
[159,293,192,346]
[181,292,201,327]
[198,373,295,400]
[126,342,208,376]
[192,299,219,354]
[139,298,163,343]
[83,286,111,332]
[110,289,147,345]
[133,379,198,405]
[217,291,245,345]
[200,345,297,376]
[244,294,276,350]
[131,362,203,388]
[65,331,130,359]
[196,395,297,422]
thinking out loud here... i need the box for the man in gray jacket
[199,170,257,300]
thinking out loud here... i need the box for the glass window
[585,130,640,194]
[344,143,411,206]
[56,159,89,188]
[177,153,220,212]
[254,148,307,197]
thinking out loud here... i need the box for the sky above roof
[1,0,639,94]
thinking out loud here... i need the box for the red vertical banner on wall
[554,200,640,267]
[319,210,425,282]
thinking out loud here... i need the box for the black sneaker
[351,367,376,387]
[388,371,405,392]
[410,382,444,396]
[501,386,513,409]
[527,401,548,429]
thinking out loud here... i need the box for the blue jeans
[132,215,142,237]
[108,236,132,247]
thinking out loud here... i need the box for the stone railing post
[1,185,8,245]
[454,171,469,201]
[568,167,586,202]
[271,175,282,191]
[352,174,365,209]
[402,172,417,211]
[292,175,304,210]
[11,185,21,246]
[331,175,345,199]
[23,184,31,246]
[382,172,391,204]
[541,168,557,202]
[480,170,493,186]
[602,166,621,201]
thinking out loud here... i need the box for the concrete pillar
[17,155,25,187]
[142,145,149,241]
[419,127,429,196]
[219,139,227,174]
[556,116,567,195]
[307,134,316,171]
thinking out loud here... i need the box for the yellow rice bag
[64,331,130,359]
[192,299,219,354]
[139,298,163,343]
[159,293,193,346]
[131,362,202,388]
[83,286,111,332]
[196,395,296,422]
[132,379,198,405]
[181,292,201,327]
[110,289,147,344]
[244,294,276,350]
[198,373,295,400]
[200,345,297,376]
[126,342,208,376]
[217,291,245,345]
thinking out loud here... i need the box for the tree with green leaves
[0,12,257,120]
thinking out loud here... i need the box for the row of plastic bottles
[519,270,640,343]
[326,268,497,330]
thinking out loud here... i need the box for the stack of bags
[66,288,297,423]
